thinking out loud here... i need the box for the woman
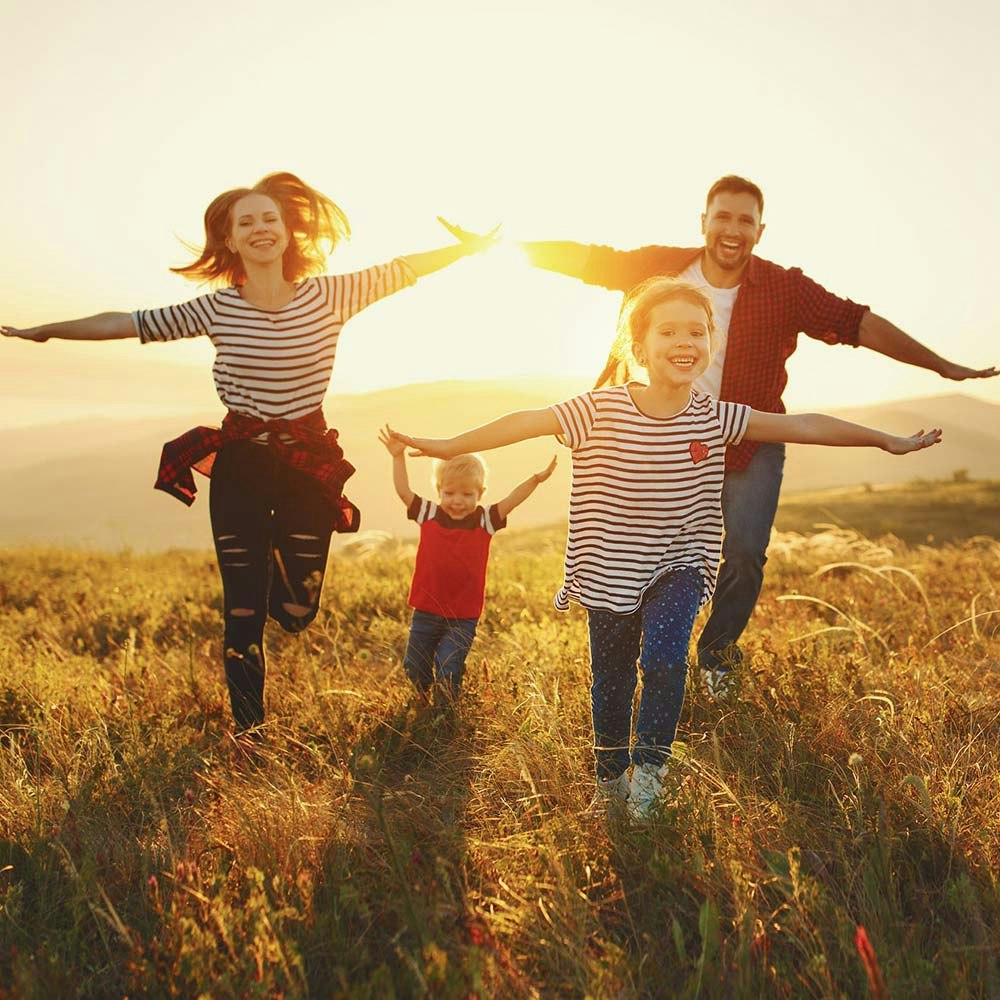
[2,171,496,734]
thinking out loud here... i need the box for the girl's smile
[636,299,712,389]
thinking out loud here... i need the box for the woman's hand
[882,428,943,454]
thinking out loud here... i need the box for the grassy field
[0,482,998,997]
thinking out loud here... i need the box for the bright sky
[3,0,999,426]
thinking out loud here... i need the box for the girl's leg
[433,617,478,695]
[403,611,447,693]
[633,567,703,768]
[587,608,642,781]
[268,461,336,634]
[209,443,273,732]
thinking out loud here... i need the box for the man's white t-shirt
[678,256,739,399]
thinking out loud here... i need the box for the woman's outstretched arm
[388,408,562,460]
[2,313,136,343]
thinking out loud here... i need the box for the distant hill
[1,384,998,550]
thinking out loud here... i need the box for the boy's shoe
[628,761,672,821]
[701,667,736,702]
[588,771,630,815]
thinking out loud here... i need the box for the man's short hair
[706,175,764,217]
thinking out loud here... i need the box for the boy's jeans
[404,610,479,692]
[697,442,785,673]
[586,567,702,780]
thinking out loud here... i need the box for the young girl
[390,277,941,818]
[1,171,495,735]
[379,427,555,703]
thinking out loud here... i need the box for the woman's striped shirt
[550,385,750,614]
[131,260,416,420]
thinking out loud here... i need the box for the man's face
[701,191,765,275]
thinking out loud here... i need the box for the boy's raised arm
[745,410,942,454]
[378,425,415,506]
[496,456,558,519]
[391,408,562,460]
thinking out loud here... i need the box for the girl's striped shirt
[131,260,416,420]
[550,385,750,614]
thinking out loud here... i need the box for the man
[441,176,997,693]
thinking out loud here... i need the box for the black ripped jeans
[209,441,335,731]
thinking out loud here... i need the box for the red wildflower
[854,925,889,999]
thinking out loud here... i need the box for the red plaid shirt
[582,245,869,471]
[155,409,360,533]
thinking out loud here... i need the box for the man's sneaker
[701,667,735,702]
[589,771,630,814]
[628,761,671,820]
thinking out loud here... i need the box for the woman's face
[226,193,289,270]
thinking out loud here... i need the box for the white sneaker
[589,771,630,813]
[701,667,735,702]
[628,762,671,820]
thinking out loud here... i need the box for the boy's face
[438,474,484,520]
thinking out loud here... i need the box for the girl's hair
[593,277,714,389]
[433,453,488,493]
[172,171,351,287]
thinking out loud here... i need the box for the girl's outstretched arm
[400,224,500,278]
[1,313,136,343]
[389,408,562,460]
[746,410,942,454]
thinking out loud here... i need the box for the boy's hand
[436,217,503,253]
[883,427,943,454]
[533,455,558,484]
[378,424,407,457]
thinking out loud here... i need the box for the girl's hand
[883,428,943,454]
[533,455,558,484]
[436,217,502,253]
[389,429,455,459]
[1,325,48,343]
[378,424,407,457]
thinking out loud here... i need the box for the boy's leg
[433,618,479,696]
[587,607,641,781]
[268,461,336,634]
[404,611,447,694]
[697,442,785,674]
[209,443,273,732]
[634,567,703,768]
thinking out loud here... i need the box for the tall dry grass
[0,511,998,997]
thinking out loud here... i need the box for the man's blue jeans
[586,567,703,780]
[403,610,479,693]
[697,442,785,673]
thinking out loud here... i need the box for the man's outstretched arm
[859,311,998,381]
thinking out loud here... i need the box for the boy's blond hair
[432,453,488,493]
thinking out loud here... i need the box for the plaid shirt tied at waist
[154,409,360,533]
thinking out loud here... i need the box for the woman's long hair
[172,172,351,287]
[593,277,714,388]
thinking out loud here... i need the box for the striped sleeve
[715,400,751,445]
[550,392,597,449]
[323,258,417,323]
[132,294,216,344]
[407,493,436,524]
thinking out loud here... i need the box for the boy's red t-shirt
[407,494,506,619]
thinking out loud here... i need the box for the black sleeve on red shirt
[407,494,425,522]
[487,504,507,533]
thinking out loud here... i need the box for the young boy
[379,425,556,701]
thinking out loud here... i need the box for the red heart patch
[689,441,709,464]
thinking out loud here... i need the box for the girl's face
[226,193,289,270]
[635,298,712,389]
[438,474,484,520]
